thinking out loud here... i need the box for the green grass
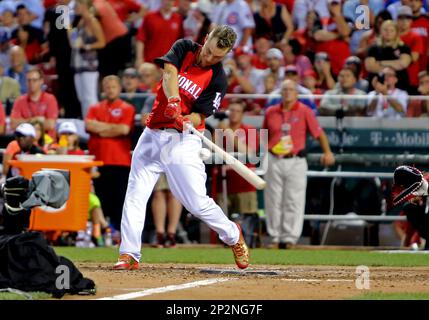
[54,247,429,267]
[0,291,51,300]
[352,292,429,300]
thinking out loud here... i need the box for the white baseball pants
[120,127,239,261]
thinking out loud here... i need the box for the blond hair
[208,25,237,51]
[378,20,404,48]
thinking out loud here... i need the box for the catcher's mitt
[392,165,428,206]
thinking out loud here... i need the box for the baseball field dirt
[62,263,429,300]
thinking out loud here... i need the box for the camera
[376,73,385,84]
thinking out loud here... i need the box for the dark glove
[392,166,428,206]
[164,97,181,119]
[2,176,30,215]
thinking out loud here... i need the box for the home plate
[199,268,283,276]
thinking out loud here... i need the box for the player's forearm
[184,113,204,127]
[162,63,180,100]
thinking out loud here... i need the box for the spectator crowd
[0,0,428,248]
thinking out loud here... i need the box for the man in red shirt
[410,0,429,71]
[398,5,424,93]
[10,68,59,138]
[85,75,135,231]
[263,79,335,249]
[115,26,250,271]
[135,0,183,66]
[216,100,260,247]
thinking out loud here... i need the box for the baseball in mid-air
[199,148,211,161]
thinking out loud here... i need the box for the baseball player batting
[114,25,250,270]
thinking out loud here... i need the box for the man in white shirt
[211,0,255,48]
[367,67,408,119]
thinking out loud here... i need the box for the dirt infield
[64,263,429,300]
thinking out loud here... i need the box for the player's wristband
[168,96,181,103]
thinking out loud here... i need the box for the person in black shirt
[365,19,412,92]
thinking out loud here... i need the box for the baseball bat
[187,125,267,190]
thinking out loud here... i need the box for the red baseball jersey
[147,39,228,131]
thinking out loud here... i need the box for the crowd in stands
[0,0,428,247]
[0,0,426,136]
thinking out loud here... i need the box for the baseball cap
[345,56,361,66]
[58,121,78,135]
[315,52,330,61]
[397,5,413,18]
[303,69,317,79]
[266,48,284,60]
[123,68,139,78]
[285,65,298,74]
[15,123,36,138]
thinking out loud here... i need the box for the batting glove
[164,97,181,119]
[174,115,192,132]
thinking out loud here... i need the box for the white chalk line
[282,279,354,282]
[95,278,234,300]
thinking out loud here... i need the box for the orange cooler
[9,155,103,232]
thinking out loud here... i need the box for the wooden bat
[187,125,267,190]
